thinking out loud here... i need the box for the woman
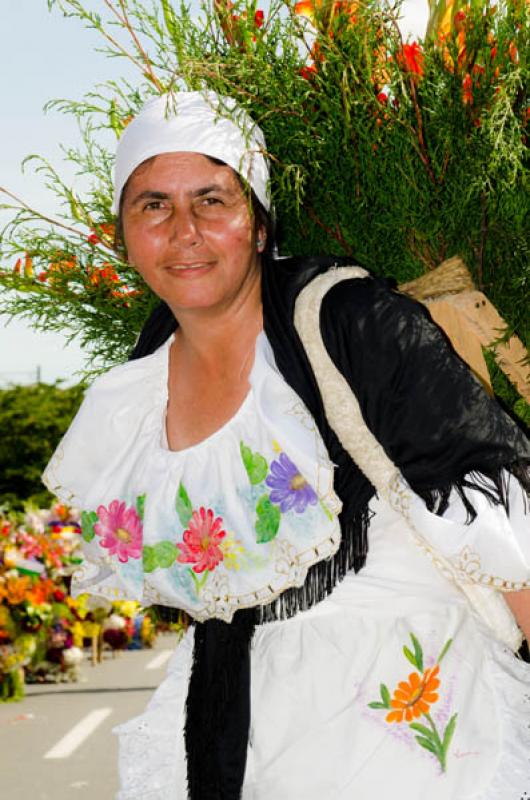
[44,92,530,800]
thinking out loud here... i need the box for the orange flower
[294,0,358,28]
[0,576,31,605]
[89,263,120,286]
[508,40,518,63]
[27,578,55,606]
[386,665,440,723]
[87,223,116,246]
[23,255,33,278]
[294,0,321,22]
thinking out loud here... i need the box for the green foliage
[0,382,84,509]
[0,0,528,377]
[484,348,530,429]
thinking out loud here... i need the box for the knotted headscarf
[112,91,270,212]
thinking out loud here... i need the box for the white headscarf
[112,91,270,213]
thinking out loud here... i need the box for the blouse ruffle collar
[43,333,342,622]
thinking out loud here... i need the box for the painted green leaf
[442,713,458,754]
[368,701,387,710]
[409,722,433,738]
[415,735,438,755]
[136,494,146,521]
[380,683,391,708]
[154,541,178,569]
[80,510,97,542]
[255,494,281,543]
[175,483,193,527]
[437,637,453,664]
[410,633,424,672]
[143,545,157,573]
[240,442,268,485]
[403,645,418,670]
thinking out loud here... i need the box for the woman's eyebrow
[130,184,233,205]
[193,183,232,197]
[130,190,169,206]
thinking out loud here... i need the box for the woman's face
[121,152,265,315]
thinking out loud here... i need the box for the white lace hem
[113,628,193,800]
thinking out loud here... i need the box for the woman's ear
[256,223,267,253]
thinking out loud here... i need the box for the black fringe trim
[418,461,530,522]
[185,612,256,800]
[257,506,371,623]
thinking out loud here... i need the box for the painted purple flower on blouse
[265,452,318,513]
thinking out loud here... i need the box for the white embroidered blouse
[43,330,530,636]
[43,332,343,622]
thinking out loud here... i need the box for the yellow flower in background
[114,600,141,618]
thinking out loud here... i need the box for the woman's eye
[202,197,222,206]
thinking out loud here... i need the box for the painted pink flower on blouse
[94,500,143,563]
[177,507,226,574]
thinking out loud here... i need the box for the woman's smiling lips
[164,261,215,276]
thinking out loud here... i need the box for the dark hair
[115,154,275,256]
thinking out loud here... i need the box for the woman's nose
[168,207,203,246]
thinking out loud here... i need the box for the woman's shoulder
[86,336,171,403]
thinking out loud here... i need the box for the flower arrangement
[0,0,526,418]
[0,502,162,700]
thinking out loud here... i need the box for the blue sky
[0,0,428,385]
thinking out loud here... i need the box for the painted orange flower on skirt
[386,664,440,723]
[368,633,457,772]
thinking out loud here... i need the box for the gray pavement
[0,634,181,800]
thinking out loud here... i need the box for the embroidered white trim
[293,266,522,651]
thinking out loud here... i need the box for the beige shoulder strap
[293,266,522,651]
[294,266,399,499]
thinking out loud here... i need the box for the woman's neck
[169,272,263,376]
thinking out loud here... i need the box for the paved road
[0,634,181,800]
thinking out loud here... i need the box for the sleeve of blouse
[399,470,530,592]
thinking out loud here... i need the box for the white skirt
[114,500,530,799]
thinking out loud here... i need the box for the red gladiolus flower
[300,64,318,80]
[454,9,467,30]
[53,589,66,602]
[462,73,473,105]
[254,9,264,28]
[398,42,424,77]
[376,91,388,104]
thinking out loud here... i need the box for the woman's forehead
[124,152,243,200]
